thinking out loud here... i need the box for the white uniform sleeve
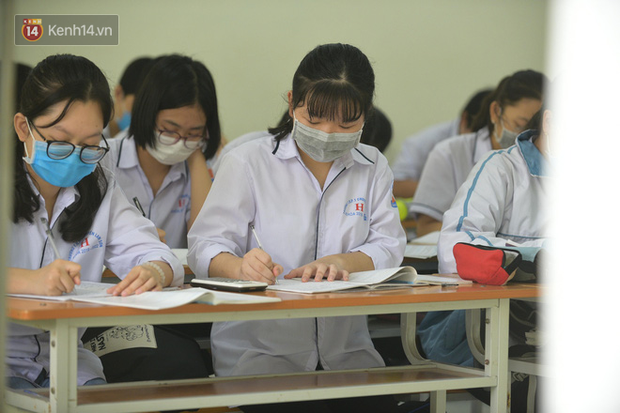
[437,153,542,274]
[391,136,428,181]
[350,156,406,269]
[104,184,184,286]
[410,142,460,221]
[187,151,255,278]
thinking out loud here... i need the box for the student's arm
[186,148,212,230]
[209,250,282,284]
[392,180,418,198]
[107,260,174,296]
[105,184,184,287]
[7,260,81,296]
[416,214,443,237]
[284,251,373,282]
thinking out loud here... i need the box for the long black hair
[269,43,375,141]
[469,69,547,135]
[129,54,222,160]
[14,54,112,243]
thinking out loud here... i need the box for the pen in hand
[250,224,278,284]
[41,217,61,260]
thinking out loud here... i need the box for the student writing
[7,54,183,390]
[188,43,404,413]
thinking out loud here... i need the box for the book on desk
[8,281,281,310]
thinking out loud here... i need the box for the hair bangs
[303,81,366,123]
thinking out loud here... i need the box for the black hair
[129,54,222,160]
[14,54,112,243]
[268,43,375,141]
[461,88,493,129]
[360,107,392,153]
[470,70,547,135]
[118,57,153,95]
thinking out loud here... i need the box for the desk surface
[8,282,541,321]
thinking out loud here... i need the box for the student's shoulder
[352,143,389,168]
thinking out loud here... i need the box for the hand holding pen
[39,217,82,295]
[245,224,281,285]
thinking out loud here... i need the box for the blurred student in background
[391,88,492,198]
[103,57,153,139]
[410,70,546,237]
[103,54,222,248]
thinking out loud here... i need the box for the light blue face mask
[116,111,131,131]
[23,126,97,188]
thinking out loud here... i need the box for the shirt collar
[517,129,548,177]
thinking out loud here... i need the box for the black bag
[82,324,210,382]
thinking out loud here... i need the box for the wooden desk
[5,283,540,413]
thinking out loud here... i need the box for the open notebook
[267,267,419,294]
[405,231,440,259]
[8,281,281,310]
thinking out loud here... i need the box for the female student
[410,70,546,236]
[438,107,549,274]
[104,54,221,248]
[188,43,404,413]
[433,109,549,412]
[418,106,550,370]
[7,54,184,389]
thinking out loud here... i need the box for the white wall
[12,0,547,163]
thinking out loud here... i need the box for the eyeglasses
[28,121,110,164]
[156,128,209,149]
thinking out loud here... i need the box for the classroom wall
[11,0,548,164]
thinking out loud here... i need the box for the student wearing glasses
[7,54,184,389]
[104,54,221,248]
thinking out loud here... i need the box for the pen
[41,217,61,260]
[249,224,278,284]
[133,197,146,217]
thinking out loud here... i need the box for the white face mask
[146,132,203,165]
[495,118,519,149]
[291,115,363,163]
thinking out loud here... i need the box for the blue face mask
[116,111,131,131]
[23,130,97,188]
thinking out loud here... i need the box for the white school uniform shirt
[104,135,193,248]
[410,127,492,221]
[188,134,406,377]
[437,130,548,273]
[210,130,272,176]
[391,118,460,182]
[8,173,184,385]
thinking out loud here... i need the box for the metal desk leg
[487,298,510,413]
[49,319,78,413]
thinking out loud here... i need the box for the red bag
[453,243,522,286]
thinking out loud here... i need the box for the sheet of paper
[267,279,361,294]
[404,244,438,259]
[416,274,472,285]
[7,281,113,301]
[410,231,440,245]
